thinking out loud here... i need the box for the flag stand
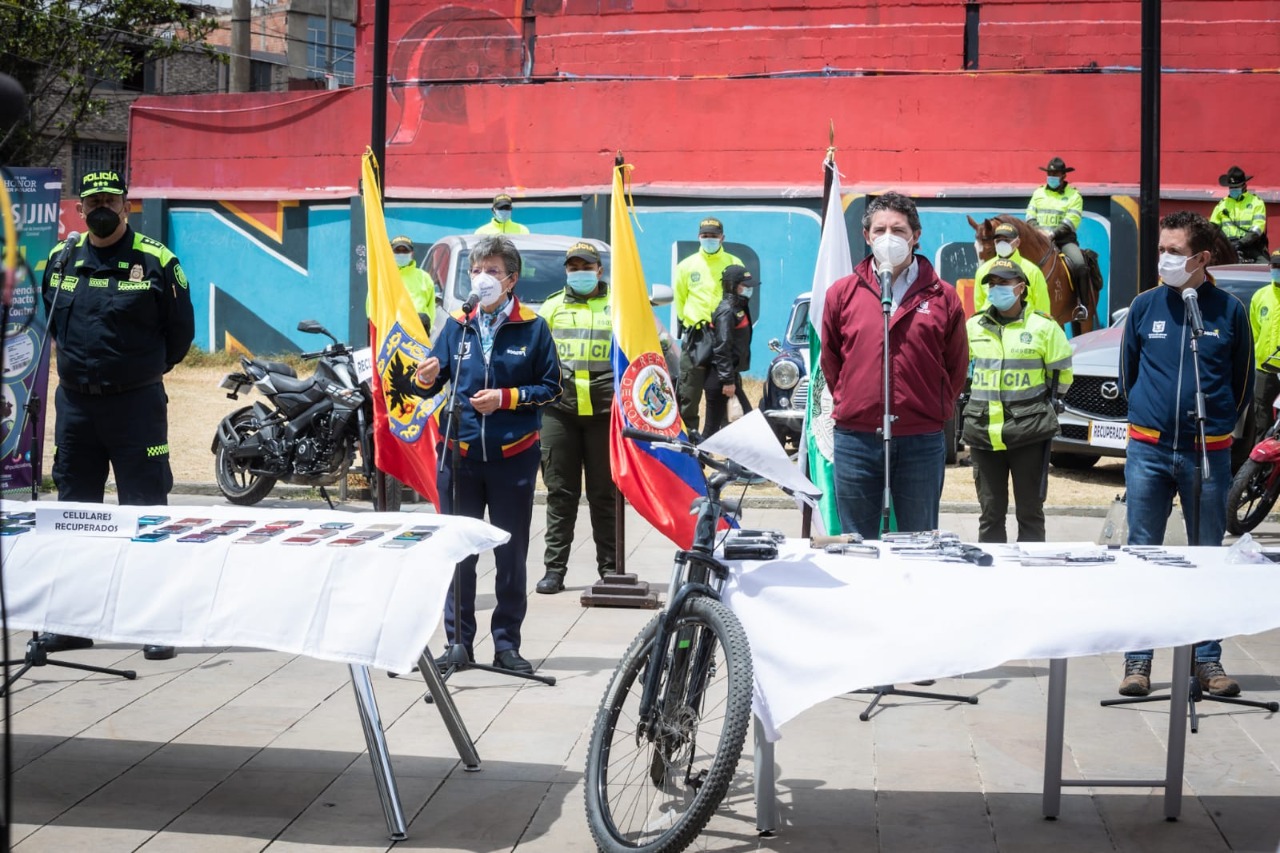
[580,491,660,609]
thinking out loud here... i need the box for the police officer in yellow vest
[366,235,437,334]
[535,242,617,594]
[1248,250,1280,436]
[1211,165,1269,263]
[963,258,1073,543]
[1026,156,1088,291]
[973,221,1052,317]
[476,193,531,235]
[673,217,743,434]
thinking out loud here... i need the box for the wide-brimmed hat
[982,258,1027,284]
[1219,166,1252,187]
[1038,157,1075,174]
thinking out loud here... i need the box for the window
[72,141,128,185]
[305,17,354,86]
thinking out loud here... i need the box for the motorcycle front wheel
[1226,458,1280,535]
[214,411,278,506]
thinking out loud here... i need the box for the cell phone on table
[137,515,170,526]
[282,536,320,546]
[264,520,303,529]
[349,530,385,541]
[175,517,211,526]
[155,525,193,535]
[320,521,354,530]
[177,533,217,543]
[2,525,33,536]
[131,531,169,543]
[301,528,340,539]
[204,526,238,536]
[221,519,255,528]
[247,527,284,537]
[328,537,365,547]
[380,538,420,549]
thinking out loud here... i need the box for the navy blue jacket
[1120,278,1254,451]
[422,297,561,460]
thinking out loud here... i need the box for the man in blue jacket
[414,236,561,675]
[1117,211,1255,698]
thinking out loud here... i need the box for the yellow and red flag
[362,149,440,508]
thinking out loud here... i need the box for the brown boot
[1195,661,1241,697]
[1118,659,1151,696]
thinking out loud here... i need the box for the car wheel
[1050,452,1100,470]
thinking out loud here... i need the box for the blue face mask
[988,284,1020,311]
[565,270,598,296]
[738,286,754,299]
[700,237,722,254]
[1229,187,1244,200]
[1046,176,1063,190]
[1272,268,1280,284]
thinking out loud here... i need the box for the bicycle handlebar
[621,426,761,486]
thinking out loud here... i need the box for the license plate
[1088,420,1129,449]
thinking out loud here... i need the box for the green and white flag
[801,157,852,534]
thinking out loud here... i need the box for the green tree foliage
[0,0,219,167]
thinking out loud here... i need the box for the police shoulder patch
[173,264,188,289]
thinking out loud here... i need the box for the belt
[60,376,162,396]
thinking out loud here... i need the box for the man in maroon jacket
[820,192,968,538]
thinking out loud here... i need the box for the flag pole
[800,126,836,539]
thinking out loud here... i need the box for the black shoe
[493,649,534,674]
[536,571,565,594]
[143,645,176,661]
[37,633,93,653]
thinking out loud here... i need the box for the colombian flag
[609,163,708,549]
[362,149,440,509]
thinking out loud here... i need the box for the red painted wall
[129,1,1280,205]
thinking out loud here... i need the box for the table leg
[753,716,778,835]
[1163,645,1191,820]
[1042,658,1068,818]
[418,649,481,769]
[349,664,409,841]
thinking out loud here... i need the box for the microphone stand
[429,308,554,692]
[855,261,978,720]
[1101,287,1278,728]
[1,233,137,696]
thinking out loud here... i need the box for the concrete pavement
[6,494,1280,852]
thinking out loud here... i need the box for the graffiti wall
[154,192,1124,376]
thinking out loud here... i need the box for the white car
[1051,264,1272,471]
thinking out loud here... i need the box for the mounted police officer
[1211,165,1269,263]
[1026,156,1090,307]
[40,170,195,661]
[673,217,743,435]
[535,242,617,593]
[963,258,1073,543]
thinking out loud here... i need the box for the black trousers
[53,383,172,505]
[970,441,1048,543]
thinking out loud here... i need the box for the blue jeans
[1124,439,1230,663]
[832,428,945,540]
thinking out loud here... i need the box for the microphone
[461,291,481,315]
[53,231,81,273]
[877,264,894,307]
[1182,286,1205,337]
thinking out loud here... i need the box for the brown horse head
[968,215,996,262]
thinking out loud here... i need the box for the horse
[968,214,1100,335]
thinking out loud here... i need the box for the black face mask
[86,206,121,238]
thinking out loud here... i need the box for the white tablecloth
[721,541,1280,741]
[0,501,509,674]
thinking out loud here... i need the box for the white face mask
[871,233,912,270]
[994,240,1014,258]
[471,271,505,308]
[1158,252,1197,288]
[394,252,412,268]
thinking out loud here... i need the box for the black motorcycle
[211,320,400,509]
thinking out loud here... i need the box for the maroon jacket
[820,255,968,436]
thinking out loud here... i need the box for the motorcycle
[211,320,400,510]
[1226,402,1280,535]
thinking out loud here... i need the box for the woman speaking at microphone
[413,236,561,675]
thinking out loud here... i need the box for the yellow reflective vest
[1210,192,1267,240]
[1249,282,1280,372]
[972,251,1052,317]
[964,308,1074,451]
[364,261,436,334]
[1025,184,1083,230]
[476,218,531,235]
[540,285,614,416]
[673,247,744,329]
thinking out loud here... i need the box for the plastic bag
[1227,532,1270,564]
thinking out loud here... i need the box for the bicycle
[584,427,760,853]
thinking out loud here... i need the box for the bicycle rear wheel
[585,595,753,853]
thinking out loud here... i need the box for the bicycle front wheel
[585,595,753,853]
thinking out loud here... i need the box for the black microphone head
[0,73,26,131]
[461,292,480,314]
[64,230,81,245]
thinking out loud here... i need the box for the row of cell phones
[130,517,437,548]
[1,510,36,536]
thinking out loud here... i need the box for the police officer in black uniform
[39,170,195,661]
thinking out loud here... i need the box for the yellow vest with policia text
[1249,282,1280,372]
[1210,192,1267,240]
[540,285,614,416]
[963,308,1074,452]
